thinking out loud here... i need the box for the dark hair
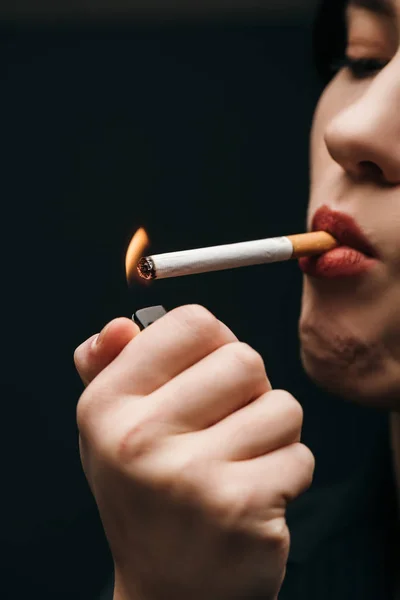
[313,0,348,82]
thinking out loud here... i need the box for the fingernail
[90,334,100,349]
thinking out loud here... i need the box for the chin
[299,312,400,411]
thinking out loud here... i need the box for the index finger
[89,304,237,397]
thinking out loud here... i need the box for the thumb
[74,317,140,386]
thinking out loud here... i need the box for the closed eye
[331,56,390,79]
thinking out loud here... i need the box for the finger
[74,318,139,386]
[225,443,315,513]
[91,305,238,397]
[146,342,271,432]
[200,390,303,461]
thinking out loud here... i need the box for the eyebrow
[348,0,395,17]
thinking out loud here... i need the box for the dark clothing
[280,474,398,599]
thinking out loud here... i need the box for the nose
[324,68,400,185]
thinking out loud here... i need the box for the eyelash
[331,56,390,79]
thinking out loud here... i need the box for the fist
[74,305,314,600]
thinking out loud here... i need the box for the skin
[300,0,400,407]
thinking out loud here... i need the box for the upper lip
[311,205,378,258]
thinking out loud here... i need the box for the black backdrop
[0,17,391,599]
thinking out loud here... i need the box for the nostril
[358,161,383,180]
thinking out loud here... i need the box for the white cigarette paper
[139,236,293,279]
[165,237,291,278]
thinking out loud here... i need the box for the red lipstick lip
[311,205,378,258]
[298,205,379,278]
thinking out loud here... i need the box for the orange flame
[125,227,150,285]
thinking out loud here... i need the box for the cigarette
[136,231,337,280]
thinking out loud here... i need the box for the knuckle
[228,342,266,375]
[206,481,245,523]
[112,416,158,467]
[171,455,201,490]
[260,517,290,551]
[77,389,158,469]
[76,388,96,437]
[171,304,220,341]
[203,473,260,526]
[293,443,315,480]
[167,459,226,512]
[153,454,210,505]
[76,380,118,439]
[274,390,304,428]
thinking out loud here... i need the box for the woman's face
[300,0,400,408]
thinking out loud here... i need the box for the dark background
[0,5,392,599]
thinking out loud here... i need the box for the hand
[74,306,314,600]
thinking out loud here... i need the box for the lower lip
[298,246,377,278]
